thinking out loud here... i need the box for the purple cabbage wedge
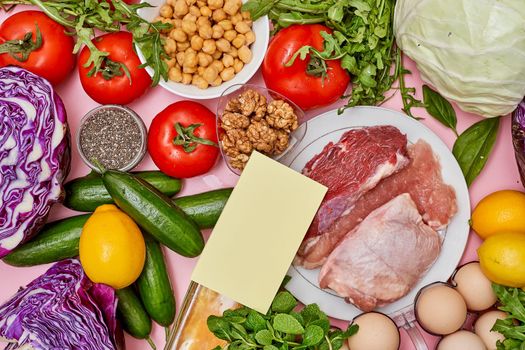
[0,66,70,258]
[513,99,525,187]
[0,259,123,350]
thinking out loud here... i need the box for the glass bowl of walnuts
[136,0,270,99]
[217,84,308,174]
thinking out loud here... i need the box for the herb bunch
[491,284,525,350]
[208,290,358,350]
[0,0,171,85]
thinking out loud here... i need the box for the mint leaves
[208,291,358,350]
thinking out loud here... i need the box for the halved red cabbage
[513,100,525,187]
[0,66,70,258]
[0,259,123,350]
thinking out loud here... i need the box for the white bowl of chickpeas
[137,0,269,99]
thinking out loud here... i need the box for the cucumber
[3,215,90,267]
[102,170,204,257]
[136,235,176,327]
[64,171,182,212]
[116,287,152,339]
[173,188,232,229]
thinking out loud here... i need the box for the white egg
[437,330,487,350]
[416,284,467,335]
[452,262,497,311]
[347,312,399,350]
[475,311,507,350]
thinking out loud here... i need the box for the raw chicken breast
[319,193,441,312]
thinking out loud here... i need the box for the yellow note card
[191,151,327,314]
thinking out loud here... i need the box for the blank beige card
[191,151,327,314]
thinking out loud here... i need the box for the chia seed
[79,107,144,170]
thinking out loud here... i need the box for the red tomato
[262,24,350,110]
[0,11,75,85]
[148,101,219,178]
[78,32,151,105]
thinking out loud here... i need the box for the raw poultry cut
[297,138,457,269]
[296,126,409,269]
[319,193,441,311]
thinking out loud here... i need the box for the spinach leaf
[271,291,298,313]
[423,85,459,136]
[207,316,233,341]
[273,314,305,334]
[256,330,275,345]
[302,325,324,346]
[452,117,500,187]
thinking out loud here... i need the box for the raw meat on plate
[296,126,409,269]
[319,193,441,312]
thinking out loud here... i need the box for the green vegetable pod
[136,235,176,327]
[116,287,152,339]
[64,171,182,212]
[101,170,204,257]
[173,188,232,229]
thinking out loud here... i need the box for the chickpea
[233,58,244,73]
[197,52,211,67]
[191,35,204,51]
[212,9,227,22]
[168,66,183,82]
[199,24,213,39]
[220,67,235,81]
[189,5,201,16]
[176,52,185,66]
[181,20,196,35]
[223,0,240,16]
[183,65,197,74]
[232,34,246,48]
[229,46,238,58]
[197,66,206,76]
[186,0,197,5]
[238,45,252,64]
[192,75,209,89]
[197,0,206,6]
[160,4,174,18]
[211,60,224,72]
[245,31,255,45]
[154,16,164,22]
[210,76,223,87]
[164,38,177,54]
[207,0,223,10]
[183,13,197,22]
[231,13,243,25]
[212,25,225,39]
[170,28,187,42]
[235,21,251,34]
[212,50,222,59]
[177,42,190,52]
[172,19,183,28]
[218,20,233,31]
[202,39,217,54]
[203,65,219,83]
[200,6,212,17]
[164,57,177,69]
[224,29,237,42]
[241,11,251,20]
[183,51,198,68]
[216,38,231,53]
[222,54,234,68]
[174,0,189,16]
[182,73,192,85]
[167,0,176,6]
[196,16,211,27]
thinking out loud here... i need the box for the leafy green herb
[395,50,425,119]
[452,118,500,187]
[208,290,358,350]
[423,85,458,136]
[492,284,525,349]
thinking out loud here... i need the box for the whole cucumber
[136,235,176,326]
[116,287,152,339]
[173,188,232,229]
[102,170,204,257]
[64,171,182,212]
[3,215,90,267]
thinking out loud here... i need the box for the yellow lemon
[79,204,145,289]
[471,190,525,239]
[478,231,525,287]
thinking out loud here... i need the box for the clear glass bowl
[216,84,308,175]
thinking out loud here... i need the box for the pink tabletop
[0,8,521,350]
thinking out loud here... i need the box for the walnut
[247,119,277,153]
[266,100,298,132]
[273,129,289,155]
[221,112,250,131]
[238,89,267,120]
[230,153,250,170]
[221,128,253,159]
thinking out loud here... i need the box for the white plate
[137,0,270,100]
[279,106,470,322]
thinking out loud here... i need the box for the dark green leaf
[290,311,304,326]
[264,346,279,350]
[423,85,458,136]
[303,325,324,346]
[207,316,232,341]
[452,118,500,186]
[246,310,267,332]
[300,304,324,326]
[255,330,274,345]
[273,314,305,334]
[242,0,280,21]
[271,291,298,313]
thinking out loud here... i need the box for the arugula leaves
[208,290,358,350]
[492,284,525,349]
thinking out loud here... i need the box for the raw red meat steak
[296,126,409,269]
[296,139,457,269]
[319,193,441,312]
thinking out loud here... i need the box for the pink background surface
[0,9,522,350]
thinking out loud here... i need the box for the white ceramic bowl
[136,0,270,99]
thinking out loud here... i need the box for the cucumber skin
[116,287,152,339]
[174,188,232,229]
[102,170,204,257]
[2,215,90,267]
[64,171,182,212]
[136,235,176,327]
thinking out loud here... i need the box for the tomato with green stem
[148,101,219,179]
[78,31,151,105]
[0,11,75,85]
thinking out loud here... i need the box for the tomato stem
[87,56,132,83]
[172,122,217,153]
[0,25,42,62]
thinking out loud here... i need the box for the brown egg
[437,330,487,350]
[452,262,497,311]
[347,312,399,350]
[475,311,507,350]
[415,284,467,335]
